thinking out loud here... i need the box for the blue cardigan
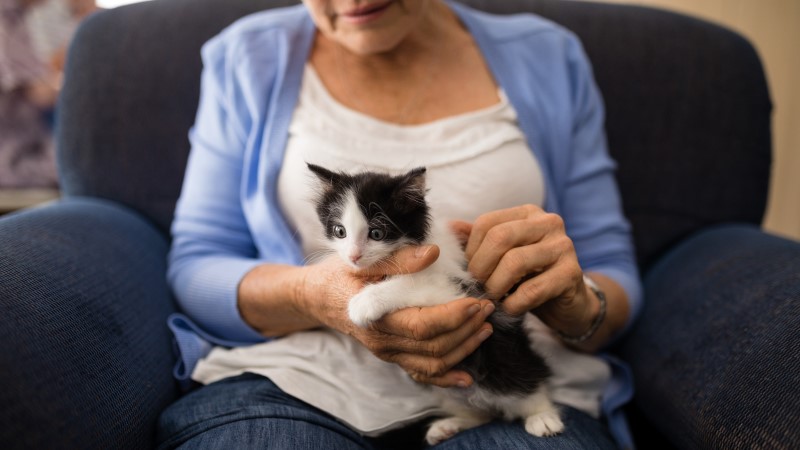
[167,2,641,447]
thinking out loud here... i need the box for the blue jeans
[156,373,616,449]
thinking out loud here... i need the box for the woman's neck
[322,1,464,74]
[307,1,498,125]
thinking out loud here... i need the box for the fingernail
[468,304,481,316]
[483,303,495,317]
[415,245,432,258]
[478,327,493,341]
[457,379,470,388]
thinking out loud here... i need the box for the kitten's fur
[307,164,564,444]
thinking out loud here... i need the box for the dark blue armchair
[1,0,798,448]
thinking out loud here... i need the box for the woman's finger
[465,205,545,260]
[449,220,473,247]
[409,369,474,389]
[378,301,495,357]
[389,322,493,387]
[356,244,440,278]
[467,219,544,283]
[481,233,575,299]
[373,297,487,341]
[502,262,582,315]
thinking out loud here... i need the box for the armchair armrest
[0,198,179,449]
[618,224,800,448]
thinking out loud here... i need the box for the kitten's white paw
[347,291,384,328]
[425,418,464,445]
[524,410,564,437]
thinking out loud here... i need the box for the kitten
[307,163,564,444]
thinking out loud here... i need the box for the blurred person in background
[0,0,97,188]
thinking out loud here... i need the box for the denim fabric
[157,373,616,450]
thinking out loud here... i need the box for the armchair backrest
[57,0,771,269]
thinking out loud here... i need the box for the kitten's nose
[349,252,362,264]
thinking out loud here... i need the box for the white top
[192,65,611,436]
[279,64,546,256]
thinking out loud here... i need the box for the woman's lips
[339,1,394,25]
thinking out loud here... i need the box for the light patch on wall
[96,0,152,8]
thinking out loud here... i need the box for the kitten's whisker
[304,248,335,265]
[384,259,401,274]
[371,208,404,235]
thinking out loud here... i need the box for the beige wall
[597,0,800,241]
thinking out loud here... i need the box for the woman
[159,1,642,448]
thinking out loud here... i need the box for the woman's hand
[304,245,495,388]
[299,245,495,388]
[353,296,495,388]
[240,245,494,388]
[452,205,625,350]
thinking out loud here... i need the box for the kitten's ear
[401,167,427,194]
[307,163,341,190]
[395,167,427,206]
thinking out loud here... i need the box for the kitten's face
[308,164,430,269]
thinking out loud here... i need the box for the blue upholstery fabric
[618,225,800,448]
[0,198,179,449]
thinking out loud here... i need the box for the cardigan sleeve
[559,35,643,332]
[167,35,266,343]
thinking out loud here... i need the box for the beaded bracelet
[556,275,607,344]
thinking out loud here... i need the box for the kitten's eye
[333,225,347,239]
[369,228,385,241]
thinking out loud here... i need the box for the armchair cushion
[618,224,800,448]
[0,198,178,449]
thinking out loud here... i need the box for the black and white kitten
[307,163,564,444]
